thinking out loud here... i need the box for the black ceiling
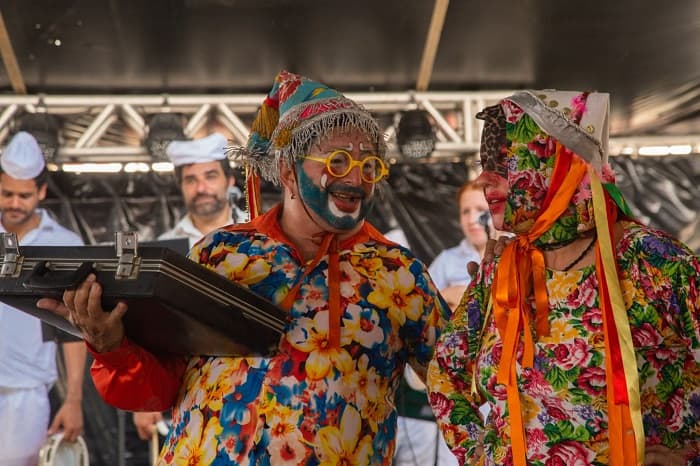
[2,0,700,136]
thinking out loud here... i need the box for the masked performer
[427,90,700,466]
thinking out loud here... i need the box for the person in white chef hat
[0,131,87,466]
[156,132,247,249]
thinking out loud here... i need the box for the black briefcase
[0,232,287,357]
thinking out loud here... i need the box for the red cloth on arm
[88,337,187,412]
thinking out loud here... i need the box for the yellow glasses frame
[302,150,389,183]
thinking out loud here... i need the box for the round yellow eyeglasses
[302,150,389,184]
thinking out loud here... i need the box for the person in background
[0,131,86,466]
[427,90,700,465]
[133,132,248,445]
[39,70,450,465]
[157,132,247,248]
[427,181,493,310]
[393,181,491,466]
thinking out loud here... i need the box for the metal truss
[0,92,698,167]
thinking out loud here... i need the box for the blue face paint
[295,159,374,231]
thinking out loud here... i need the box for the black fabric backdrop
[45,155,698,465]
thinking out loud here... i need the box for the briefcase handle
[22,261,95,291]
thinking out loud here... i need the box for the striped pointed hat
[230,70,386,218]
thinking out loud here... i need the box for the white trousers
[393,416,459,466]
[0,386,50,466]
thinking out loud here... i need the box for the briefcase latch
[0,232,23,277]
[114,232,141,279]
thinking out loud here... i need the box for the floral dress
[427,221,700,465]
[90,205,449,466]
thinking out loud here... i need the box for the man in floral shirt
[39,71,450,465]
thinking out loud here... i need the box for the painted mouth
[486,195,506,205]
[328,186,366,214]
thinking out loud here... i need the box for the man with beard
[157,132,247,248]
[0,131,86,466]
[133,132,247,449]
[38,70,450,465]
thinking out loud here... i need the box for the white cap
[1,131,46,179]
[165,132,228,167]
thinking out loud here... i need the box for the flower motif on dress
[342,303,384,349]
[170,412,223,465]
[348,252,385,279]
[366,268,423,325]
[315,405,373,466]
[209,244,271,285]
[552,338,592,371]
[631,322,663,349]
[576,366,606,397]
[339,260,363,299]
[266,407,307,466]
[287,313,353,380]
[220,367,265,426]
[541,320,579,344]
[545,439,596,466]
[298,273,329,310]
[341,354,380,411]
[580,306,603,334]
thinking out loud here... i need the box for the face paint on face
[295,160,375,230]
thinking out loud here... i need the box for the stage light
[15,113,61,161]
[396,109,435,159]
[145,113,185,161]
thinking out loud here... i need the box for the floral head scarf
[477,91,618,248]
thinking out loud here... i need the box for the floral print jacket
[90,204,450,465]
[427,221,700,465]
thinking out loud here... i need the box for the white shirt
[158,207,248,249]
[427,239,481,291]
[0,209,84,388]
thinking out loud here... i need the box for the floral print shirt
[90,204,449,465]
[427,221,700,465]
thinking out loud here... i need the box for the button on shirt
[427,239,481,290]
[0,209,84,388]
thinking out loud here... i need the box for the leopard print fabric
[475,104,508,178]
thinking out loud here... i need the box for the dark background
[3,0,700,138]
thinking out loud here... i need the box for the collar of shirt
[458,238,481,260]
[0,208,58,245]
[227,203,391,251]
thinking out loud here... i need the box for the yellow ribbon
[590,168,644,465]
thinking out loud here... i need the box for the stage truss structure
[0,91,698,171]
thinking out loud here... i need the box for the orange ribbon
[280,232,342,349]
[245,168,263,220]
[492,145,588,465]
